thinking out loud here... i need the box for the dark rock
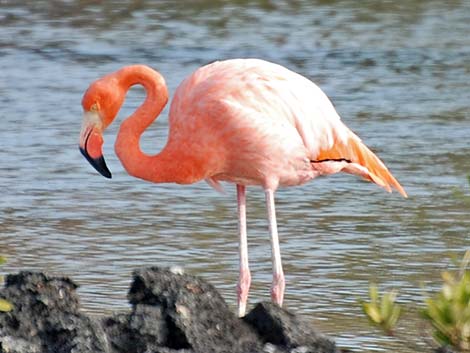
[0,271,108,353]
[0,336,42,353]
[434,347,456,353]
[244,302,338,353]
[102,313,142,353]
[129,304,167,345]
[0,268,338,353]
[129,267,262,353]
[102,304,170,353]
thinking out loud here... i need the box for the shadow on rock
[0,267,339,353]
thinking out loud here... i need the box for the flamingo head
[79,75,126,179]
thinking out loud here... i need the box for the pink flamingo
[79,59,407,317]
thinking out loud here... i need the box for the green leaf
[369,283,379,304]
[363,303,382,324]
[0,299,13,312]
[389,306,401,328]
[434,329,452,347]
[381,290,397,319]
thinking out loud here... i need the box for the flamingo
[79,59,407,317]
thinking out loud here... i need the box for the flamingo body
[166,59,404,193]
[79,59,406,317]
[172,59,316,189]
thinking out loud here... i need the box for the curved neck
[114,65,193,184]
[116,65,168,137]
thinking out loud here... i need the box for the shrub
[422,251,470,351]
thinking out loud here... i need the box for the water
[1,1,470,351]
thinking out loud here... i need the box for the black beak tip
[99,165,112,179]
[79,147,112,179]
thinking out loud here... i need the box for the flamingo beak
[79,111,112,179]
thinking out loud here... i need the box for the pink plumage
[79,58,406,317]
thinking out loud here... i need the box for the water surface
[1,1,470,352]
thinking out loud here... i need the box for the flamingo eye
[90,103,99,112]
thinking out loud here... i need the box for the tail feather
[315,130,407,197]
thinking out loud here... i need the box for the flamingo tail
[314,130,407,197]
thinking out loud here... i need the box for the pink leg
[265,189,285,306]
[237,184,251,317]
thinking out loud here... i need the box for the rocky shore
[0,267,339,353]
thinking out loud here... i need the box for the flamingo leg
[236,184,251,317]
[265,188,285,306]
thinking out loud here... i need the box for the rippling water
[1,1,470,351]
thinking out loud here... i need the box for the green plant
[423,250,470,351]
[361,283,401,335]
[0,256,13,312]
